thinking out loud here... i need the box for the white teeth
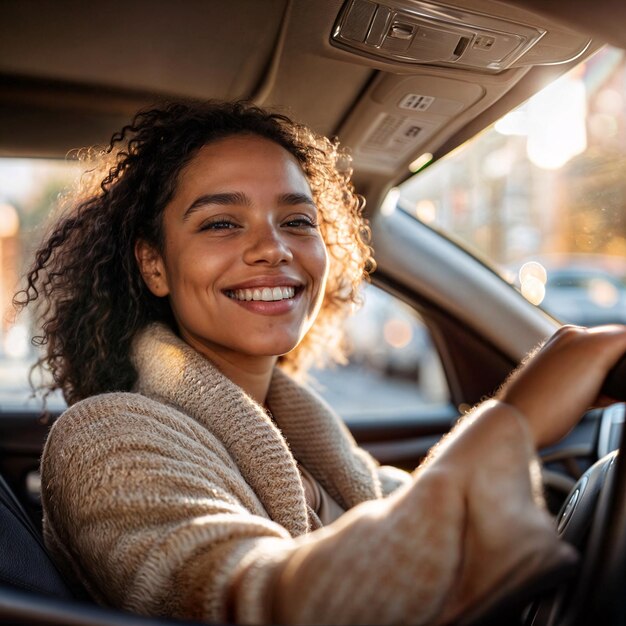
[230,286,296,302]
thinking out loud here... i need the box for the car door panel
[346,404,458,470]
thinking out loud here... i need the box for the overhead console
[330,0,600,183]
[340,72,486,171]
[331,0,591,72]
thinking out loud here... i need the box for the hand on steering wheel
[487,324,626,626]
[496,324,626,448]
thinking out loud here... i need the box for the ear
[134,239,170,297]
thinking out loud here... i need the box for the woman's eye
[199,220,239,231]
[284,217,317,229]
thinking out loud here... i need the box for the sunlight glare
[527,75,587,170]
[409,153,433,173]
[381,188,399,216]
[4,324,29,359]
[494,109,528,136]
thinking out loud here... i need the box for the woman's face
[137,134,329,368]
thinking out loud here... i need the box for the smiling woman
[13,100,626,625]
[16,102,371,405]
[134,136,329,402]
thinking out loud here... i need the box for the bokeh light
[521,276,546,306]
[519,261,548,305]
[519,261,548,286]
[588,278,619,308]
[414,199,437,224]
[383,318,413,349]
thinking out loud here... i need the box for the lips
[226,286,296,302]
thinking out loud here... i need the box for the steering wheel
[464,405,626,626]
[526,353,626,626]
[461,356,626,626]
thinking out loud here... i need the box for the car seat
[0,472,75,599]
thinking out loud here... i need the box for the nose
[242,223,293,266]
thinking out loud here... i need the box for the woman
[16,101,626,624]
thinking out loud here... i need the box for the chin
[243,335,303,358]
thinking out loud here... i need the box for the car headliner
[1,0,623,213]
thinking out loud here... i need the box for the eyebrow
[279,192,317,208]
[183,191,316,220]
[183,192,249,220]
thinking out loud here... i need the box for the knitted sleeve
[42,394,576,625]
[41,392,294,620]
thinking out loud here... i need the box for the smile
[226,286,296,302]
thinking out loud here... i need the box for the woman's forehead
[191,134,299,168]
[175,134,312,196]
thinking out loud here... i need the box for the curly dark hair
[14,101,374,405]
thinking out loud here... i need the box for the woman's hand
[497,324,626,448]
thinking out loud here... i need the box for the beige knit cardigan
[41,323,576,625]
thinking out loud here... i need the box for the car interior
[1,1,626,624]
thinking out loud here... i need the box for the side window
[310,283,450,421]
[0,158,79,408]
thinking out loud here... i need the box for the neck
[178,330,277,404]
[210,353,277,406]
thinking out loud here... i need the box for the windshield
[398,45,626,327]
